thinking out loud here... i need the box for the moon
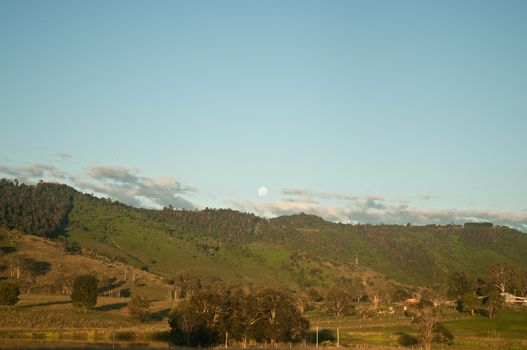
[257,186,268,197]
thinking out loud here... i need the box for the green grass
[65,194,303,289]
[304,308,527,349]
[247,243,290,269]
[445,309,527,337]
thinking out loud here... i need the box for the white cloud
[230,191,527,232]
[0,163,66,181]
[77,165,197,209]
[0,162,197,210]
[229,199,349,223]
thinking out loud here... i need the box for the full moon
[257,186,268,197]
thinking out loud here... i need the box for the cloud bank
[77,165,196,209]
[0,164,66,181]
[0,163,196,210]
[229,187,527,232]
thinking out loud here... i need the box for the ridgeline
[1,178,526,294]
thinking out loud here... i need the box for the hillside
[2,179,527,295]
[0,228,169,300]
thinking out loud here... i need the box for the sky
[1,0,526,231]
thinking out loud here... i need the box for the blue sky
[1,0,526,230]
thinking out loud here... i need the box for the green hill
[2,179,526,295]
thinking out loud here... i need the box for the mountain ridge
[1,178,526,296]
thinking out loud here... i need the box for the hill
[0,228,169,299]
[2,179,527,296]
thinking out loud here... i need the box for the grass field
[2,294,527,349]
[0,293,171,343]
[304,307,527,349]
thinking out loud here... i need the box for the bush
[433,322,454,345]
[128,295,151,322]
[0,282,20,305]
[71,275,98,311]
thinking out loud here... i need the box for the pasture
[1,294,527,349]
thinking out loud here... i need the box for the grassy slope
[66,194,299,289]
[63,190,527,292]
[0,229,169,299]
[262,218,527,289]
[4,182,527,292]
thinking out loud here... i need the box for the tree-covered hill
[0,179,75,237]
[1,179,526,294]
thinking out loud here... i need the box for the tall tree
[479,283,504,319]
[324,285,354,346]
[169,300,204,346]
[447,272,476,300]
[324,286,354,319]
[254,289,308,345]
[407,300,443,350]
[486,262,519,293]
[459,291,481,315]
[229,290,263,348]
[520,268,527,297]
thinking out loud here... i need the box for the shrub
[0,282,20,305]
[433,322,454,345]
[71,275,98,311]
[128,295,151,322]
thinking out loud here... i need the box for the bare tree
[486,262,519,293]
[324,286,354,346]
[407,300,441,350]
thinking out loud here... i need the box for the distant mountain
[1,178,526,294]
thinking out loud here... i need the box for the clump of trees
[71,275,98,311]
[0,282,20,305]
[169,288,309,347]
[447,261,527,318]
[156,207,264,243]
[0,179,75,238]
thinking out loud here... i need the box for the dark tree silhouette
[71,275,98,311]
[0,282,20,305]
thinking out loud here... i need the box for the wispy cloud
[345,204,527,231]
[229,199,349,223]
[55,153,72,161]
[231,187,527,232]
[0,163,66,181]
[282,188,361,201]
[77,165,196,209]
[0,162,197,210]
